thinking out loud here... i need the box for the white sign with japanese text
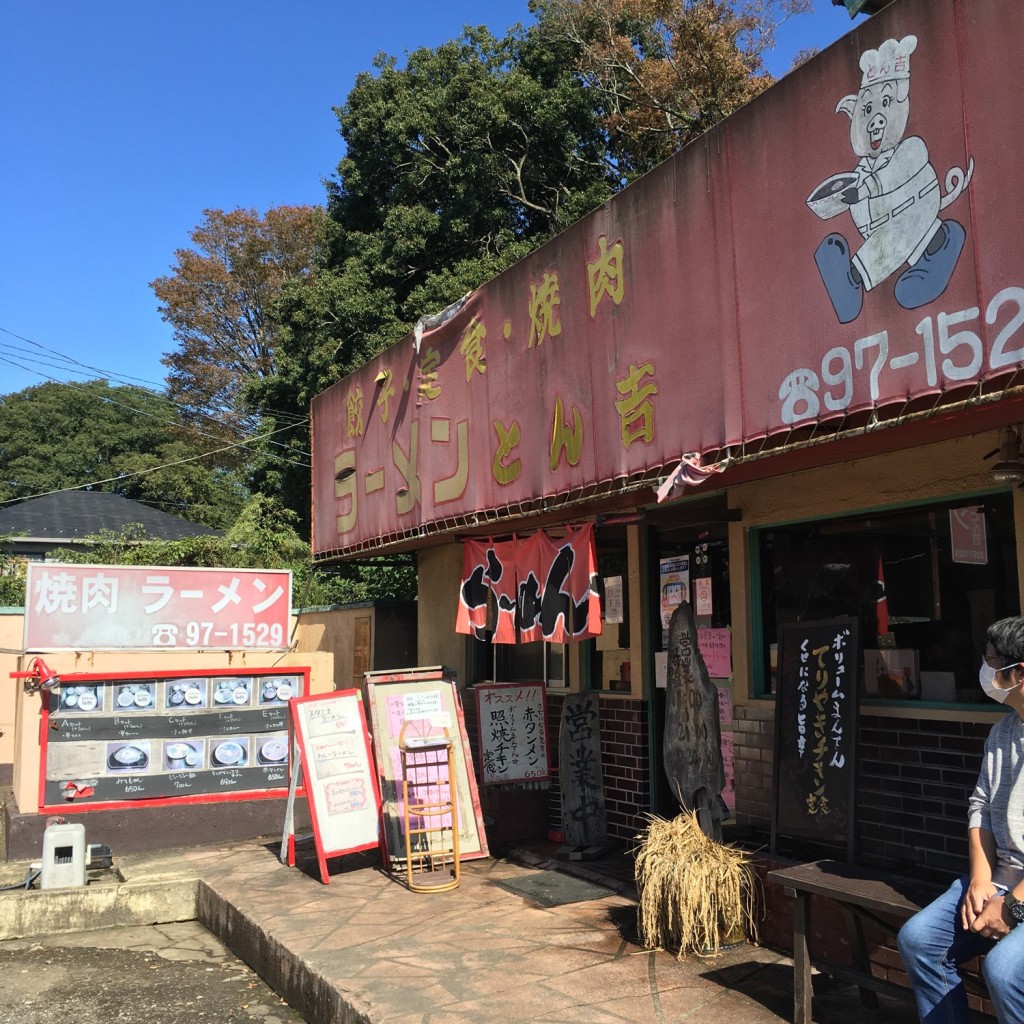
[25,564,292,652]
[474,682,550,785]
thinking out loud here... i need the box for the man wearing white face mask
[898,616,1024,1023]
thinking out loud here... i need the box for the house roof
[0,491,221,546]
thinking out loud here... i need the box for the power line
[0,352,313,467]
[0,351,312,467]
[0,324,315,431]
[0,421,309,508]
[0,327,171,393]
[0,336,311,431]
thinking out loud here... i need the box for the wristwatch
[1004,891,1024,925]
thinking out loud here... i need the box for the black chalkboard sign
[771,617,859,857]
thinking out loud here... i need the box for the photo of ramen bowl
[165,741,200,770]
[212,740,246,767]
[108,743,149,771]
[258,738,288,764]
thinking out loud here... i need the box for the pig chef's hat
[859,35,917,87]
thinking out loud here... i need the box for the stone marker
[663,599,725,840]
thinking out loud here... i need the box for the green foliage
[0,540,27,607]
[154,3,808,547]
[256,21,616,523]
[41,496,417,609]
[0,380,247,527]
[533,0,811,179]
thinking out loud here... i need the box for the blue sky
[0,0,861,399]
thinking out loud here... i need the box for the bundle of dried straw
[634,809,757,958]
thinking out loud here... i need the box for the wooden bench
[767,859,947,1024]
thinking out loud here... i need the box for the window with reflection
[756,492,1019,702]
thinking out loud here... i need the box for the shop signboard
[286,689,381,885]
[40,667,306,810]
[559,693,607,847]
[771,618,859,855]
[24,564,292,652]
[311,0,1024,558]
[474,682,550,785]
[364,667,488,865]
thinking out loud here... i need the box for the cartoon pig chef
[808,35,973,323]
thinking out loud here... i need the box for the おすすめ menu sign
[474,682,550,785]
[42,669,306,808]
[773,618,859,849]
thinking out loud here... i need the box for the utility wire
[0,352,312,467]
[0,324,315,430]
[0,342,311,435]
[0,422,308,508]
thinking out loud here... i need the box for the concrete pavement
[0,837,923,1024]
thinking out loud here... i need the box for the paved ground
[189,839,922,1024]
[0,832,930,1024]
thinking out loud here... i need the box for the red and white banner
[455,540,492,640]
[455,524,601,644]
[24,564,292,651]
[489,538,519,645]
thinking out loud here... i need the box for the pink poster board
[698,627,732,679]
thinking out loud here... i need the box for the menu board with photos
[41,667,307,809]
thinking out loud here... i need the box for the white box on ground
[40,822,87,889]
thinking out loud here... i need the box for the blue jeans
[897,876,1024,1023]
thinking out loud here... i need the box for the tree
[42,496,417,608]
[0,380,246,527]
[196,8,811,530]
[534,0,812,177]
[0,539,27,607]
[254,24,615,523]
[151,206,326,436]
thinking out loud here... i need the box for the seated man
[898,616,1024,1023]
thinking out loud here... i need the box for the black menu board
[771,618,859,855]
[41,668,306,808]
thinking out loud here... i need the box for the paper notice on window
[604,576,624,624]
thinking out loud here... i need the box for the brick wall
[857,713,987,877]
[733,701,988,881]
[732,702,776,829]
[598,698,651,843]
